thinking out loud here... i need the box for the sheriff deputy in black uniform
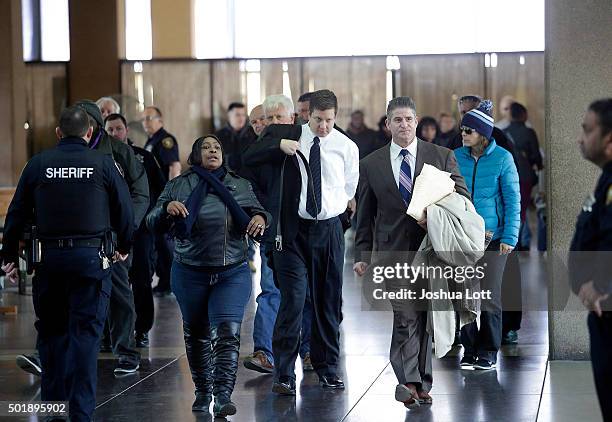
[1,106,134,422]
[569,98,612,422]
[142,106,179,296]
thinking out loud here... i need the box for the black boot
[183,322,213,412]
[211,321,241,418]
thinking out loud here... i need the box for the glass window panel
[194,0,234,59]
[125,0,152,60]
[40,0,70,61]
[226,0,544,58]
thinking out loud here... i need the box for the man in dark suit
[354,96,469,408]
[242,90,359,395]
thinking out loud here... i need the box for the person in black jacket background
[215,102,257,174]
[106,113,166,347]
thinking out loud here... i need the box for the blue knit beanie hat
[461,100,494,140]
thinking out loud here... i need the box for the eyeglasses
[142,115,160,122]
[460,126,475,135]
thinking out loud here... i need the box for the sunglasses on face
[460,126,475,135]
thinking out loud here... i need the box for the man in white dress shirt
[242,90,359,395]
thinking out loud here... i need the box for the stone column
[546,0,612,359]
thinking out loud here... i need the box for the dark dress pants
[461,240,507,363]
[33,247,111,422]
[588,312,612,422]
[272,217,344,380]
[108,257,140,365]
[389,309,433,391]
[154,233,174,291]
[502,250,522,333]
[129,226,155,334]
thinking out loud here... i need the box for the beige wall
[151,0,193,58]
[117,53,544,163]
[22,53,545,172]
[120,61,212,164]
[68,0,121,103]
[0,0,27,186]
[24,64,68,155]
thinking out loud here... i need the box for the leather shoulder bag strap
[275,150,318,251]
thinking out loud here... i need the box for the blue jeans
[253,244,281,362]
[171,261,251,327]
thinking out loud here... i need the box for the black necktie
[306,136,321,218]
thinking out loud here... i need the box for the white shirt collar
[390,138,418,159]
[303,123,335,143]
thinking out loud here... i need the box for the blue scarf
[172,166,251,240]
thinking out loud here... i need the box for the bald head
[249,105,266,136]
[500,95,515,119]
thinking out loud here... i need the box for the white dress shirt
[390,138,418,188]
[297,124,360,220]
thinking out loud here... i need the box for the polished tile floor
[0,233,603,421]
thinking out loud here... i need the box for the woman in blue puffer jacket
[454,100,520,371]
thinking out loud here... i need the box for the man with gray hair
[96,96,121,120]
[243,94,315,375]
[354,96,469,408]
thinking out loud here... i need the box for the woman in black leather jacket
[147,135,270,418]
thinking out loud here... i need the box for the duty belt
[41,238,103,249]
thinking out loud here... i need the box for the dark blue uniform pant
[272,217,344,380]
[588,312,612,421]
[33,248,111,422]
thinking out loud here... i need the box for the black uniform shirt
[144,127,179,181]
[569,161,612,296]
[129,139,166,211]
[1,137,134,265]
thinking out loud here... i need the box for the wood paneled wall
[487,52,545,146]
[120,61,212,164]
[119,53,544,158]
[23,52,543,166]
[24,63,67,155]
[399,54,484,120]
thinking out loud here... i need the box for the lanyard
[89,131,102,150]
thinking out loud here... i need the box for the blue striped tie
[306,137,321,218]
[399,149,412,205]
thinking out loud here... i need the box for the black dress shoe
[319,374,345,390]
[272,376,296,395]
[135,332,149,348]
